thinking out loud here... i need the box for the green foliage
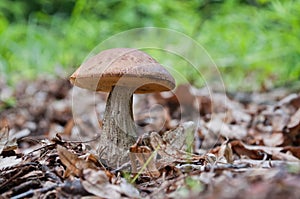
[287,163,300,174]
[0,0,299,90]
[0,97,16,111]
[173,176,204,197]
[197,0,300,90]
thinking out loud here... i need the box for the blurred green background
[0,0,299,91]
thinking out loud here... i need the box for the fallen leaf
[281,146,300,159]
[196,95,212,115]
[231,140,299,161]
[129,141,160,178]
[231,140,270,160]
[0,126,9,154]
[82,169,120,198]
[277,93,299,107]
[162,121,195,150]
[150,132,204,166]
[287,108,300,129]
[271,151,299,161]
[206,116,247,140]
[0,156,22,169]
[290,95,300,109]
[62,119,74,137]
[135,102,171,133]
[205,153,217,165]
[271,110,289,132]
[82,169,140,198]
[119,178,140,198]
[57,145,97,178]
[230,109,252,123]
[218,140,233,163]
[262,133,284,147]
[0,126,17,154]
[234,159,299,168]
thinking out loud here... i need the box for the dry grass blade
[150,132,204,165]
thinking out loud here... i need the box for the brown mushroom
[70,48,175,168]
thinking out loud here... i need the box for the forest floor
[0,78,300,199]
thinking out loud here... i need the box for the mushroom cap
[70,48,175,93]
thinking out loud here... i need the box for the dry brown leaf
[271,151,299,161]
[174,84,195,105]
[231,140,270,160]
[271,110,290,132]
[229,109,252,123]
[218,140,233,164]
[0,126,17,154]
[290,94,300,109]
[206,116,247,140]
[82,169,139,199]
[62,119,74,137]
[0,156,22,170]
[57,145,83,177]
[231,140,299,161]
[223,125,248,140]
[57,145,97,178]
[118,178,141,198]
[162,121,195,150]
[281,146,300,159]
[196,95,212,115]
[82,169,120,198]
[150,132,204,166]
[152,84,199,120]
[262,133,284,147]
[0,126,9,154]
[129,141,160,178]
[205,153,217,165]
[287,108,300,129]
[278,93,299,107]
[234,159,299,168]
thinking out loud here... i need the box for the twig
[111,161,131,173]
[10,185,58,199]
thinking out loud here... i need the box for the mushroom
[70,48,175,168]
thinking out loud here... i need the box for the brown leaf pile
[0,78,300,198]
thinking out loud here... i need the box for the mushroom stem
[100,85,137,168]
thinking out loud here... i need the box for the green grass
[0,0,299,91]
[197,0,300,90]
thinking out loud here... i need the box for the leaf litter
[0,78,299,198]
